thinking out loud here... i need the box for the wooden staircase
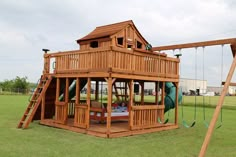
[17,75,52,129]
[113,82,129,101]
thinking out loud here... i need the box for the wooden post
[125,82,128,101]
[155,81,159,105]
[174,82,179,125]
[95,81,99,101]
[76,78,80,105]
[199,55,236,157]
[161,82,165,105]
[86,78,91,129]
[64,78,69,124]
[74,78,80,126]
[56,78,60,103]
[129,79,134,130]
[140,82,144,105]
[106,77,112,135]
[41,93,45,120]
[43,53,50,74]
[161,82,165,121]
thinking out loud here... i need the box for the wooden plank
[152,38,236,51]
[132,105,165,110]
[199,54,236,157]
[40,119,86,134]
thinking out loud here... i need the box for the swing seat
[182,120,196,128]
[157,117,168,124]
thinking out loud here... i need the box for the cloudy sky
[0,0,236,86]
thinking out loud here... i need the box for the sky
[0,0,236,86]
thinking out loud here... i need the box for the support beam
[64,78,69,124]
[152,38,236,51]
[140,82,144,105]
[55,78,60,103]
[106,77,112,135]
[76,78,80,105]
[155,82,159,105]
[221,81,236,86]
[230,44,236,56]
[86,78,91,129]
[174,82,179,125]
[199,54,236,157]
[129,79,134,130]
[125,82,128,102]
[95,81,99,100]
[41,93,45,120]
[161,82,165,122]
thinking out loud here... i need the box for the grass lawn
[0,95,236,157]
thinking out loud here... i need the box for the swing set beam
[153,38,236,157]
[153,38,236,56]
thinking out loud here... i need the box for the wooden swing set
[17,20,235,157]
[153,38,236,157]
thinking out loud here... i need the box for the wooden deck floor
[40,119,178,138]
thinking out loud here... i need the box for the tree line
[0,76,36,94]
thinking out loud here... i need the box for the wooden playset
[17,20,236,156]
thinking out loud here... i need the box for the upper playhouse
[77,20,148,51]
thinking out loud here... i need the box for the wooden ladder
[17,75,52,129]
[113,82,129,101]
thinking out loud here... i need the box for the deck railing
[43,46,179,78]
[74,102,87,128]
[130,105,164,130]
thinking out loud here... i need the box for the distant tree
[0,79,14,90]
[12,76,29,93]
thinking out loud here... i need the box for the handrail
[43,46,179,79]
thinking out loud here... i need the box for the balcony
[43,46,179,81]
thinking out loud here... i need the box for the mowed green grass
[0,95,236,157]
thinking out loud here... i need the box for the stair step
[41,79,47,82]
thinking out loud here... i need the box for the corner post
[106,77,113,136]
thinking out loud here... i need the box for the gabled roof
[77,20,148,44]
